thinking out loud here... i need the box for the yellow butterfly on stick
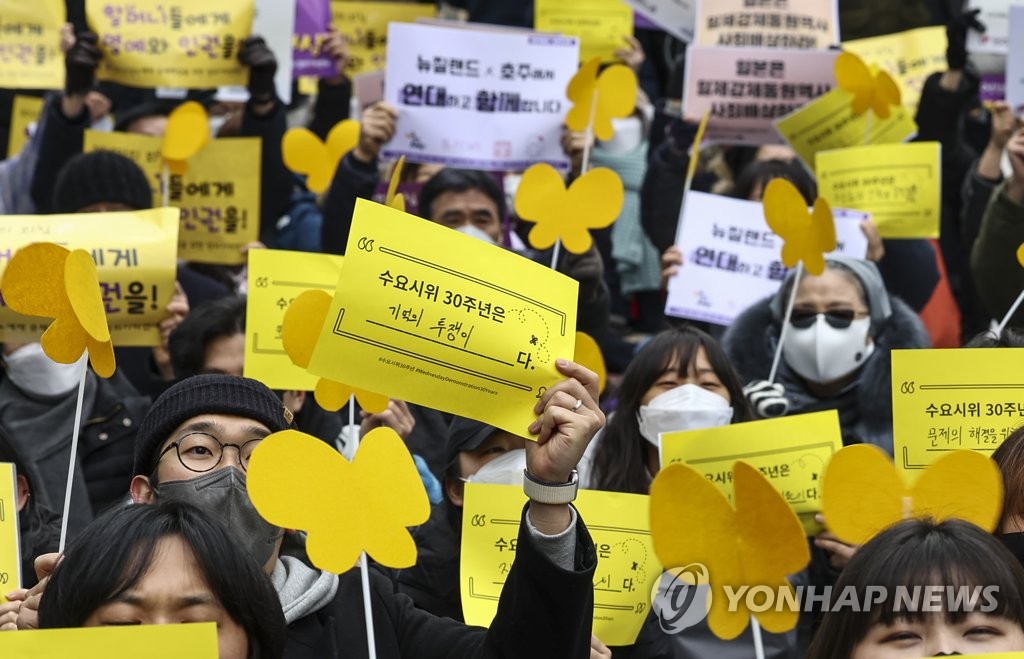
[282,119,361,194]
[834,51,902,120]
[565,57,638,141]
[762,178,836,276]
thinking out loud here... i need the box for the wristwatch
[523,469,579,505]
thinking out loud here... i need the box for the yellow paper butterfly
[281,120,361,194]
[514,164,624,254]
[281,289,388,413]
[247,427,430,573]
[650,461,810,640]
[565,57,638,141]
[762,178,836,276]
[161,101,210,176]
[574,331,606,394]
[821,445,1003,546]
[0,243,115,377]
[834,51,902,120]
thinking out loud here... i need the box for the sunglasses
[789,309,866,329]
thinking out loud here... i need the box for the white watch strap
[522,469,579,504]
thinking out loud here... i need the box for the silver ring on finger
[572,398,583,412]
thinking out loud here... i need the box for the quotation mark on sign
[357,237,375,252]
[900,381,915,394]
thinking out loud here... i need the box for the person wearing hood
[723,256,931,453]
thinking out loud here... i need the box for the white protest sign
[624,0,696,43]
[217,0,296,104]
[967,0,1024,54]
[1008,5,1024,115]
[682,46,837,145]
[382,22,578,171]
[665,191,869,326]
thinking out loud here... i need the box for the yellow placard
[86,0,254,88]
[0,623,218,657]
[694,0,839,49]
[775,88,918,170]
[0,0,65,89]
[330,1,437,76]
[461,483,658,646]
[84,130,261,265]
[843,26,947,111]
[244,249,344,391]
[0,209,178,347]
[891,348,1024,479]
[660,410,843,535]
[0,463,19,591]
[815,142,941,239]
[7,95,45,158]
[535,0,632,63]
[307,199,579,439]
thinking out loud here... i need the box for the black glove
[743,380,789,418]
[238,36,278,103]
[946,8,986,71]
[65,32,101,97]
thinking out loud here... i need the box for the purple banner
[292,0,334,78]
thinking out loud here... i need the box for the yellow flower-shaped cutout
[0,243,115,377]
[281,289,388,413]
[565,57,639,141]
[281,119,361,194]
[822,445,1002,546]
[763,178,836,276]
[515,164,624,254]
[834,51,902,120]
[574,331,606,394]
[162,101,210,176]
[247,427,430,573]
[651,461,810,640]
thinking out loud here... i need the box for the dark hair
[0,427,30,490]
[591,326,752,494]
[39,501,285,659]
[806,518,1024,659]
[417,168,505,221]
[732,158,816,205]
[993,426,1024,532]
[169,296,246,379]
[965,328,1024,348]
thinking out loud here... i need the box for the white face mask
[463,449,526,486]
[455,223,497,245]
[637,384,733,447]
[4,343,86,398]
[599,116,644,154]
[782,315,874,385]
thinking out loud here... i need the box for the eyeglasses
[158,432,263,473]
[789,309,868,330]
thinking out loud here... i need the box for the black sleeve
[875,239,940,312]
[240,98,292,244]
[308,79,353,140]
[30,95,89,213]
[639,141,689,255]
[320,151,381,254]
[960,159,1002,248]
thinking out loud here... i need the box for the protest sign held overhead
[0,0,65,89]
[693,0,839,49]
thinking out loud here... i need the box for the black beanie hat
[133,375,294,477]
[52,150,154,214]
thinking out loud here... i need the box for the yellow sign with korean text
[815,142,941,239]
[244,249,345,391]
[0,209,178,347]
[660,410,844,535]
[0,0,65,89]
[694,0,839,49]
[892,348,1024,481]
[775,88,918,171]
[535,0,632,63]
[86,0,254,88]
[0,623,218,657]
[330,1,437,76]
[0,463,19,591]
[843,26,947,110]
[7,95,45,158]
[461,483,658,646]
[84,130,261,265]
[307,199,579,439]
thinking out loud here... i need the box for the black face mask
[1000,532,1024,569]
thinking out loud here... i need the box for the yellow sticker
[0,0,65,89]
[7,95,45,158]
[514,164,624,254]
[244,249,345,391]
[0,463,19,590]
[0,623,218,657]
[660,410,843,536]
[762,178,836,275]
[775,88,918,171]
[330,1,437,76]
[306,199,579,439]
[162,101,210,165]
[842,26,948,111]
[565,57,639,142]
[87,0,254,88]
[84,130,261,265]
[815,142,941,239]
[574,332,606,394]
[650,461,810,640]
[535,0,633,63]
[822,445,1003,546]
[247,428,430,573]
[461,482,658,646]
